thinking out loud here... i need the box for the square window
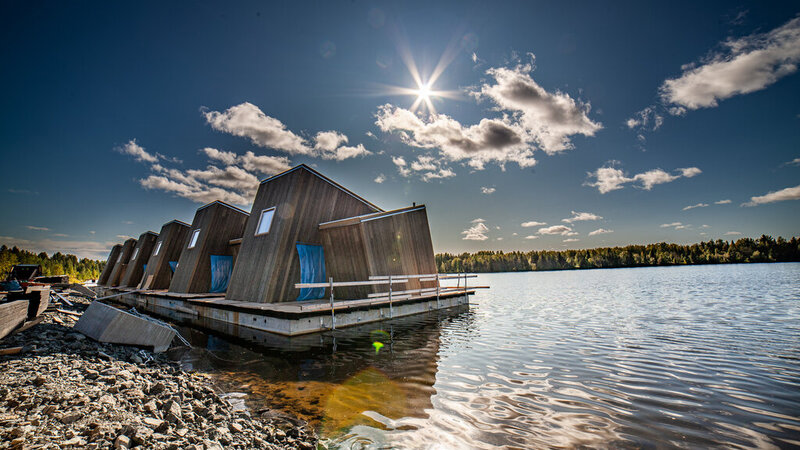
[117,253,123,263]
[188,229,201,249]
[255,208,276,236]
[154,241,162,256]
[131,247,139,260]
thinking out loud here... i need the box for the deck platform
[93,287,471,338]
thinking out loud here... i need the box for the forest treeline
[436,235,800,273]
[0,245,105,282]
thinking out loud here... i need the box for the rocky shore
[0,293,318,449]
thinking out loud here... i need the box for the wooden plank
[0,347,23,355]
[0,301,28,340]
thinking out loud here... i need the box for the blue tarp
[142,264,147,273]
[168,261,178,273]
[210,255,233,293]
[296,243,326,301]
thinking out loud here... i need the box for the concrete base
[93,287,471,340]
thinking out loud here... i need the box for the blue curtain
[142,264,147,273]
[209,255,234,293]
[296,243,326,301]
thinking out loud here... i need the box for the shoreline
[0,293,318,449]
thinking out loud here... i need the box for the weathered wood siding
[107,239,137,287]
[169,202,249,293]
[120,231,159,287]
[320,206,437,299]
[226,166,380,303]
[139,221,191,290]
[97,245,122,286]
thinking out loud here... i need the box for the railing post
[388,274,393,319]
[464,272,468,304]
[329,277,335,330]
[436,273,440,309]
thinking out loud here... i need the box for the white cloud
[314,131,372,160]
[675,224,690,230]
[524,235,539,240]
[52,233,68,237]
[204,103,311,154]
[683,202,709,210]
[714,199,732,205]
[496,237,503,241]
[724,231,742,236]
[89,231,96,235]
[562,211,602,223]
[742,184,800,206]
[660,222,683,228]
[462,222,490,241]
[521,220,546,227]
[475,57,602,154]
[538,225,574,235]
[201,147,238,165]
[783,157,800,167]
[626,106,663,131]
[374,174,386,184]
[314,131,349,151]
[116,235,134,239]
[701,224,711,228]
[660,17,800,110]
[239,151,291,175]
[512,232,518,236]
[471,218,486,223]
[26,226,50,231]
[563,238,580,243]
[392,154,455,181]
[588,228,613,236]
[117,139,158,163]
[481,186,496,195]
[586,164,702,193]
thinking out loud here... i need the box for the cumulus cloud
[683,202,709,210]
[374,174,386,184]
[626,106,663,132]
[562,211,602,223]
[462,222,490,241]
[201,147,238,166]
[586,163,702,193]
[538,225,574,235]
[524,235,539,240]
[117,139,158,163]
[481,186,496,194]
[26,226,50,231]
[521,220,546,227]
[471,218,486,223]
[588,228,613,236]
[660,17,800,110]
[715,199,732,204]
[783,157,800,167]
[563,238,580,243]
[742,184,800,206]
[392,154,455,181]
[474,57,602,154]
[313,131,372,160]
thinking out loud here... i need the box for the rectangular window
[154,241,162,256]
[255,207,276,236]
[131,247,139,260]
[188,229,201,249]
[117,254,123,263]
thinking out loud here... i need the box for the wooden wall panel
[169,202,249,293]
[98,245,122,286]
[120,231,159,287]
[226,165,380,303]
[107,239,137,287]
[320,225,372,299]
[140,221,191,290]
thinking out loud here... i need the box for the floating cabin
[95,164,476,337]
[106,238,137,287]
[168,201,249,294]
[97,244,122,286]
[119,231,159,288]
[139,220,191,290]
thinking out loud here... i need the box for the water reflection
[168,264,800,449]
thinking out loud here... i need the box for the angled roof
[319,205,426,230]
[260,164,382,212]
[164,219,191,227]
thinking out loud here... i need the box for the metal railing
[295,273,485,330]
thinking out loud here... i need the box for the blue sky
[1,0,798,259]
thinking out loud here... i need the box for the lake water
[169,263,800,448]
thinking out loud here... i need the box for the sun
[415,83,432,102]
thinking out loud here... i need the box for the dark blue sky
[1,0,798,259]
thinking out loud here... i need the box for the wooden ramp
[73,301,176,352]
[0,300,29,340]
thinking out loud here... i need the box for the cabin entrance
[296,243,326,301]
[209,255,233,293]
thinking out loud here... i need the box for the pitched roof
[260,164,382,212]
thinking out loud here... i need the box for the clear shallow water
[169,263,800,448]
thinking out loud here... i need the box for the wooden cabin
[319,205,438,299]
[98,244,122,286]
[107,238,137,287]
[139,220,191,290]
[168,201,249,294]
[119,231,159,287]
[226,164,437,304]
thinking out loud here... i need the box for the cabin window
[131,248,139,260]
[153,241,162,256]
[117,253,123,263]
[255,207,276,236]
[188,229,201,249]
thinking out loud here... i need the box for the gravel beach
[0,293,318,449]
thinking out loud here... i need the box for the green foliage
[436,235,800,273]
[0,245,105,282]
